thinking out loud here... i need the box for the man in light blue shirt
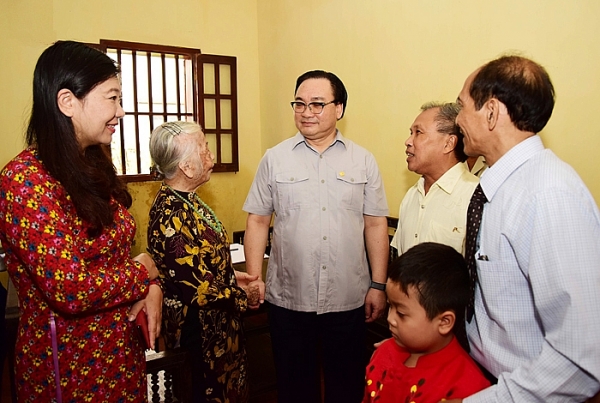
[448,55,600,403]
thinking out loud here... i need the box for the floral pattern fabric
[147,184,249,402]
[0,148,150,403]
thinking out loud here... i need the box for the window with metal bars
[95,40,238,181]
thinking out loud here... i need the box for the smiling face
[70,76,124,149]
[386,280,445,355]
[405,107,451,176]
[294,78,343,144]
[456,70,488,158]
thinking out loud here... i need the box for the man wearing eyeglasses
[243,70,389,403]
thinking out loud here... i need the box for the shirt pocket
[428,220,466,254]
[275,170,310,211]
[336,168,367,212]
[476,258,527,318]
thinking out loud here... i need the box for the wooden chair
[145,347,192,402]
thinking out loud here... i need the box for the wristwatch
[369,280,386,291]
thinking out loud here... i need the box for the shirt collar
[417,162,471,195]
[291,129,346,151]
[391,336,464,369]
[480,135,545,201]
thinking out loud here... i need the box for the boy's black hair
[388,242,470,350]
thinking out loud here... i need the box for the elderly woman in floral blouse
[147,121,257,402]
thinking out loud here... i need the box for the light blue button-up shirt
[466,135,600,402]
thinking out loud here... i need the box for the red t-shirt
[364,337,490,402]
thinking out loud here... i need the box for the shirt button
[320,155,323,159]
[322,265,326,270]
[322,207,326,211]
[351,178,355,182]
[420,205,425,209]
[321,179,325,183]
[414,234,418,238]
[323,236,327,240]
[290,177,294,181]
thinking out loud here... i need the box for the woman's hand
[133,252,159,280]
[246,279,265,310]
[128,284,163,350]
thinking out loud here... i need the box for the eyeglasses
[290,101,335,114]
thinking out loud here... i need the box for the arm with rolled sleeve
[362,152,389,322]
[242,151,275,307]
[363,214,388,322]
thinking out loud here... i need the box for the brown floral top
[147,184,248,402]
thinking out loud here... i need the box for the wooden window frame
[93,40,238,182]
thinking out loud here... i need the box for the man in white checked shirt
[444,55,600,403]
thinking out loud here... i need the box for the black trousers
[268,303,366,403]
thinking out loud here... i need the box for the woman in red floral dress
[0,41,162,403]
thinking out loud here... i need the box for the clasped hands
[235,270,262,308]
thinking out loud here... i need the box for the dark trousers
[268,303,366,403]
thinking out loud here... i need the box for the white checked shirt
[465,135,600,402]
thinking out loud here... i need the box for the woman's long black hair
[26,40,131,237]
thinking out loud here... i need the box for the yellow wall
[2,0,600,255]
[257,0,600,217]
[0,0,264,255]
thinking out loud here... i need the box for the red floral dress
[0,148,151,403]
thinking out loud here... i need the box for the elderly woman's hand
[128,284,163,350]
[235,271,262,307]
[133,252,159,280]
[246,279,265,309]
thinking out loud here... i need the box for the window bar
[192,55,200,124]
[140,51,152,174]
[175,54,182,120]
[214,63,222,165]
[131,50,140,176]
[160,53,168,125]
[114,48,127,175]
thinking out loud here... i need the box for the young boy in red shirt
[364,242,490,402]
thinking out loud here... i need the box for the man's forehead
[295,78,333,98]
[412,107,439,127]
[459,68,481,97]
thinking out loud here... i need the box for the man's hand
[364,287,387,323]
[243,213,271,309]
[235,271,261,306]
[235,270,259,288]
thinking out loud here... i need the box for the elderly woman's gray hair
[149,121,203,179]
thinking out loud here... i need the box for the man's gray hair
[420,102,467,162]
